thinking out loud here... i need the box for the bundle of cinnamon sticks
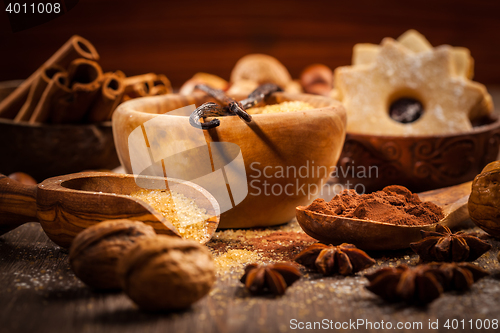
[0,35,172,124]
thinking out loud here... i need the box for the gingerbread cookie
[334,38,493,136]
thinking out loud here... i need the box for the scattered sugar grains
[247,101,314,114]
[213,249,263,275]
[130,189,209,242]
[207,220,316,275]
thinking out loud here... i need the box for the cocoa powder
[306,185,444,226]
[208,229,316,264]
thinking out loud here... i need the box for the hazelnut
[117,235,216,311]
[8,172,37,185]
[469,161,500,238]
[69,220,156,290]
[230,54,292,88]
[300,64,333,96]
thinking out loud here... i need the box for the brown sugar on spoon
[306,185,443,226]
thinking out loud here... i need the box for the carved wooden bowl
[0,81,120,181]
[112,92,346,228]
[337,117,500,193]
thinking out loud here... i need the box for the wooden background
[1,0,500,87]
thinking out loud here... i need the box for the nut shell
[179,73,228,95]
[117,235,216,311]
[469,162,500,237]
[8,172,37,185]
[69,220,156,290]
[300,64,333,96]
[230,54,292,87]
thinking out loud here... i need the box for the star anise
[410,225,491,262]
[240,263,301,296]
[365,264,443,304]
[365,262,489,304]
[294,243,375,275]
[427,262,489,292]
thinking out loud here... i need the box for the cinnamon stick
[150,85,167,96]
[114,70,126,78]
[50,58,103,124]
[29,72,71,124]
[123,73,156,97]
[123,73,156,89]
[86,72,125,122]
[153,74,173,94]
[126,82,151,99]
[14,65,65,122]
[0,35,99,119]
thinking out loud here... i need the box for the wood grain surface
[1,0,500,87]
[1,221,499,333]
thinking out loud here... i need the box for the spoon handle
[0,173,38,235]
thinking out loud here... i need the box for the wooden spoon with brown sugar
[296,181,472,251]
[0,172,220,248]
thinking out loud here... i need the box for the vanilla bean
[195,84,252,123]
[189,102,231,129]
[240,83,282,109]
[190,83,281,130]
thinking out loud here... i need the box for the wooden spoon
[296,181,472,251]
[0,172,220,248]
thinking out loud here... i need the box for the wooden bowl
[112,92,346,228]
[337,117,500,193]
[0,171,219,247]
[296,207,436,251]
[296,181,473,251]
[39,172,220,247]
[0,80,120,181]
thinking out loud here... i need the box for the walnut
[469,161,500,238]
[69,220,156,290]
[117,235,216,311]
[226,79,259,96]
[179,72,228,95]
[230,54,292,88]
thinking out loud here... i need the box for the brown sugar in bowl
[112,92,346,228]
[336,117,500,193]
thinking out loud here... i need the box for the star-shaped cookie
[352,30,474,79]
[334,38,492,136]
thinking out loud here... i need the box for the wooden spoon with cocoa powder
[0,172,220,248]
[296,181,472,251]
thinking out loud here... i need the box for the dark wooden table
[1,219,500,333]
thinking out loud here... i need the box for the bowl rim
[115,91,344,118]
[344,114,500,140]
